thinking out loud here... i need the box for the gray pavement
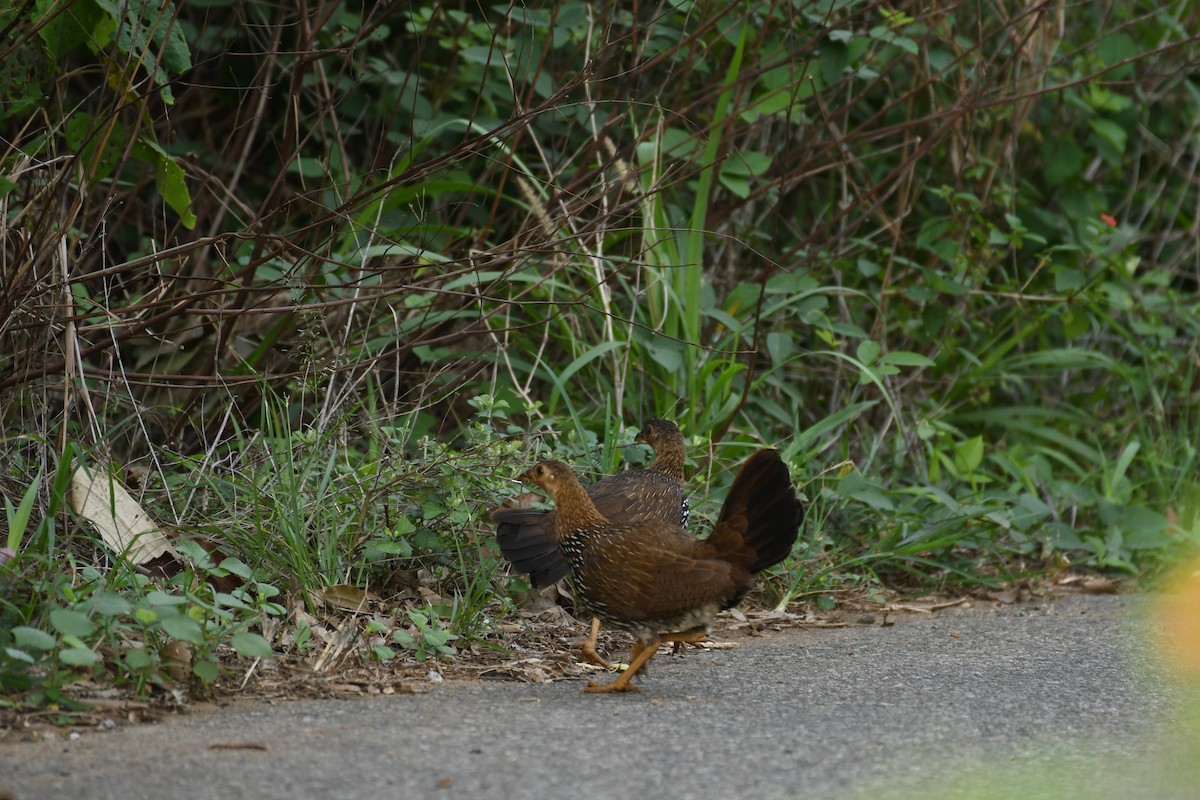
[2,594,1197,800]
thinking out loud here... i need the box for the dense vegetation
[2,1,1198,708]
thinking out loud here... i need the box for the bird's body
[492,419,688,587]
[521,449,803,693]
[491,420,690,667]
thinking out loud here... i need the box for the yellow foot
[584,679,642,693]
[578,642,612,669]
[581,639,661,693]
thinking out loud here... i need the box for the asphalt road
[3,594,1196,800]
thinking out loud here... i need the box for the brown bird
[491,419,688,666]
[520,449,803,693]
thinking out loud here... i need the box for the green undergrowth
[3,380,1197,712]
[3,1,1199,714]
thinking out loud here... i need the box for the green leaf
[50,608,95,638]
[193,659,220,682]
[89,592,132,617]
[856,340,881,366]
[766,332,793,365]
[880,350,934,367]
[1096,33,1137,78]
[36,0,108,58]
[230,632,274,659]
[1106,440,1140,499]
[214,592,253,611]
[5,468,41,551]
[217,557,254,580]
[916,217,951,252]
[643,340,684,372]
[372,644,397,661]
[1089,118,1127,156]
[723,151,772,176]
[145,591,187,606]
[1055,268,1087,292]
[4,647,35,664]
[422,628,451,648]
[837,474,894,510]
[159,614,204,643]
[63,114,127,182]
[635,126,699,164]
[718,173,751,199]
[955,436,985,474]
[1041,136,1085,186]
[1061,308,1089,339]
[289,156,327,179]
[92,0,192,100]
[13,627,56,651]
[123,648,154,669]
[461,45,501,65]
[59,646,99,666]
[154,150,197,228]
[1119,507,1169,549]
[367,539,412,557]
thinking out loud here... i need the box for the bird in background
[491,419,688,666]
[519,448,803,693]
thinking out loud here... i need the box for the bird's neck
[650,444,686,483]
[552,478,607,534]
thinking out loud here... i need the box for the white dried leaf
[68,464,179,566]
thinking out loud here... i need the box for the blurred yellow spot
[1157,555,1200,679]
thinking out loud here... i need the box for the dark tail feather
[708,450,803,573]
[490,508,571,587]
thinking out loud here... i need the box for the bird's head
[635,418,681,447]
[518,460,572,497]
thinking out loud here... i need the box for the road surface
[2,594,1196,800]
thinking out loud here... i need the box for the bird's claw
[577,642,612,669]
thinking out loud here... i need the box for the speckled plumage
[491,419,689,588]
[521,449,803,692]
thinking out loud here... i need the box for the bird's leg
[585,636,661,693]
[663,629,707,653]
[577,617,611,668]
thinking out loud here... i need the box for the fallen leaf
[69,464,180,566]
[885,597,968,613]
[1080,577,1119,594]
[320,585,376,612]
